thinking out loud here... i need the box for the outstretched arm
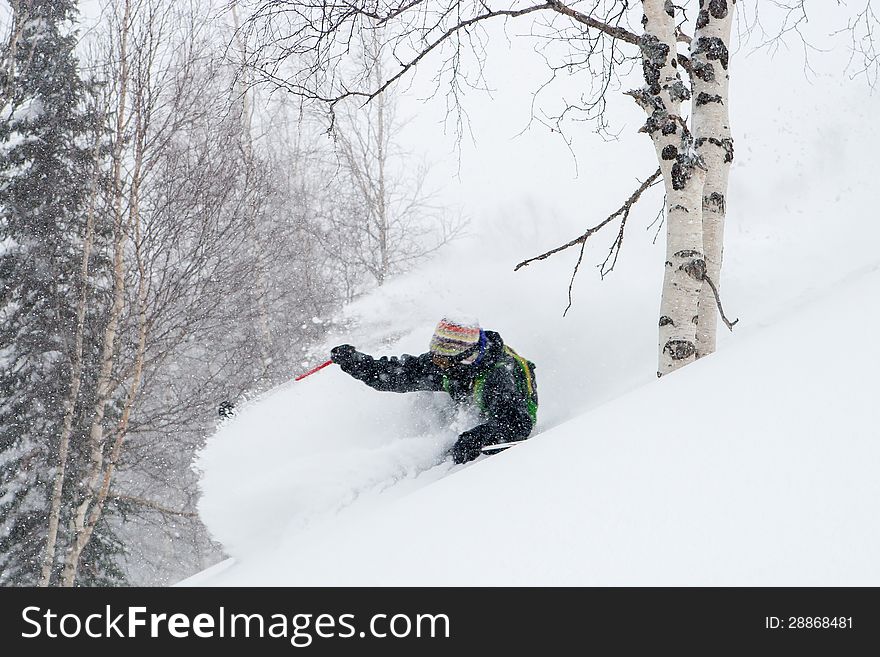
[331,345,445,393]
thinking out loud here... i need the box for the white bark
[66,177,150,586]
[692,0,735,357]
[635,0,707,376]
[62,0,133,586]
[38,128,102,587]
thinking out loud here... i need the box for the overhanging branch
[546,0,640,45]
[515,168,662,315]
[515,167,662,271]
[255,1,651,114]
[327,3,558,107]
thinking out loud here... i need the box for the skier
[330,317,537,464]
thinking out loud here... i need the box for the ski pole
[295,359,333,381]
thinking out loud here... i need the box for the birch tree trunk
[38,126,102,587]
[692,0,735,357]
[63,0,240,583]
[61,0,132,586]
[63,162,150,587]
[633,0,707,376]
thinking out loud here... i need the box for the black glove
[451,430,484,464]
[330,344,359,372]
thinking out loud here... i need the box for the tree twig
[113,494,199,518]
[515,168,662,272]
[702,273,739,331]
[515,168,662,315]
[546,0,640,44]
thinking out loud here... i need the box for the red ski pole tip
[295,359,334,381]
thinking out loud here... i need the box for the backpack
[472,345,538,425]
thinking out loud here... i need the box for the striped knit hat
[429,317,481,365]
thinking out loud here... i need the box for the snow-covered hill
[179,11,880,586]
[185,257,880,586]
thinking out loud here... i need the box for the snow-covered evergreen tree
[0,0,123,586]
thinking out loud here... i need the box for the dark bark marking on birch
[693,61,716,82]
[704,192,726,213]
[661,121,678,136]
[640,34,670,95]
[696,92,723,106]
[694,36,729,70]
[670,203,689,213]
[709,0,729,19]
[670,80,691,102]
[674,249,703,259]
[692,315,700,324]
[663,339,696,360]
[662,144,678,160]
[671,162,687,190]
[682,258,707,281]
[696,136,735,163]
[659,315,674,327]
[697,9,710,29]
[671,151,701,191]
[665,0,675,18]
[644,116,660,134]
[721,137,734,163]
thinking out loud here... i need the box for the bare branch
[546,0,639,45]
[514,167,662,271]
[113,494,199,518]
[702,273,739,331]
[836,0,880,87]
[648,193,665,244]
[255,2,556,110]
[515,167,662,316]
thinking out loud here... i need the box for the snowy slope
[182,10,880,586]
[187,258,880,586]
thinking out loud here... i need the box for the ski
[481,440,528,454]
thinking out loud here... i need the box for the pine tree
[0,0,122,586]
